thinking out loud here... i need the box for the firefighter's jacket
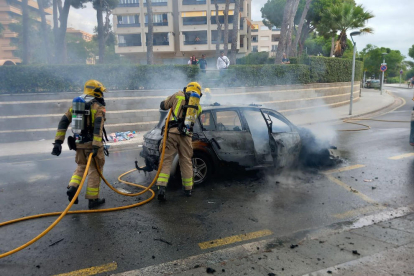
[55,100,106,149]
[161,91,202,135]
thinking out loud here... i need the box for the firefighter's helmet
[84,80,107,98]
[204,88,211,94]
[186,82,202,96]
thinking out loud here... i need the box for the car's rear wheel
[192,152,212,185]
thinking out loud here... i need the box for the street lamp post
[380,53,388,95]
[349,31,360,115]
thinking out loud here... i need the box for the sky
[65,0,413,61]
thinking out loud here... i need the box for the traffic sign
[400,70,403,74]
[380,65,387,72]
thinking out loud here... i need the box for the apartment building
[251,20,280,56]
[112,0,253,64]
[0,0,52,65]
[67,27,93,42]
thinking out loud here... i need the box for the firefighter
[51,80,107,209]
[156,82,203,201]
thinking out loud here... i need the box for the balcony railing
[213,0,235,3]
[144,1,167,6]
[183,0,206,4]
[251,29,258,32]
[184,40,208,45]
[183,19,207,25]
[146,41,170,46]
[118,43,142,47]
[145,22,168,26]
[118,2,139,7]
[117,23,140,27]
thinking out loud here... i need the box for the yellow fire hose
[338,118,411,132]
[0,109,172,259]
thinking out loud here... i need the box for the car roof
[201,104,263,111]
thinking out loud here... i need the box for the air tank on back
[71,96,86,134]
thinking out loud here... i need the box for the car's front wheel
[192,152,212,185]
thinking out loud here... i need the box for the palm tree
[321,1,373,58]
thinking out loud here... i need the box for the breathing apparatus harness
[68,94,109,156]
[168,87,202,136]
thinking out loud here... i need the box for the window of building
[260,46,269,52]
[260,36,269,41]
[118,34,142,47]
[252,46,258,52]
[117,15,140,26]
[183,0,206,4]
[183,31,208,45]
[146,32,170,46]
[271,45,278,52]
[211,30,234,44]
[145,13,168,26]
[143,0,167,6]
[251,35,258,42]
[118,0,139,7]
[211,10,234,24]
[182,11,207,25]
[252,24,258,32]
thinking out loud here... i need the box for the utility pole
[349,32,360,115]
[381,53,387,95]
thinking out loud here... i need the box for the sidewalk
[0,89,396,158]
[113,206,414,276]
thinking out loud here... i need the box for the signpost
[400,69,403,87]
[380,63,387,95]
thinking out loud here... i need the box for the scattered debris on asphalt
[222,269,225,272]
[372,187,377,190]
[206,267,216,274]
[350,188,358,193]
[290,244,298,249]
[194,265,200,268]
[364,179,373,182]
[268,273,276,276]
[327,271,332,274]
[249,217,259,223]
[49,238,64,247]
[36,265,40,269]
[152,226,158,230]
[109,131,136,143]
[352,250,361,255]
[152,255,155,259]
[153,238,172,245]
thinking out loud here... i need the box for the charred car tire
[192,152,212,185]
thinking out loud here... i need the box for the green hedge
[0,58,362,93]
[211,65,311,87]
[0,65,199,93]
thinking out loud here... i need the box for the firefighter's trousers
[156,133,193,190]
[68,147,105,199]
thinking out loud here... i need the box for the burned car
[140,104,336,185]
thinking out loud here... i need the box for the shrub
[307,57,363,83]
[214,64,311,87]
[236,52,271,65]
[0,65,199,93]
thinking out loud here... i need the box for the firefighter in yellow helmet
[156,82,203,201]
[51,80,108,209]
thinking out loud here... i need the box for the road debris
[49,238,64,247]
[352,250,361,255]
[206,267,216,274]
[153,238,172,245]
[372,187,377,190]
[290,244,298,249]
[364,179,373,182]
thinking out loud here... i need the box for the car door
[261,109,301,169]
[201,109,256,167]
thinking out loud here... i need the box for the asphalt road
[0,85,413,276]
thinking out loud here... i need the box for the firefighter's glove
[51,141,63,156]
[92,146,99,158]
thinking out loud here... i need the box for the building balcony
[183,0,206,4]
[184,40,208,45]
[118,3,139,7]
[1,44,17,51]
[115,45,144,54]
[212,0,235,3]
[143,0,167,6]
[3,32,18,38]
[0,5,22,15]
[117,23,140,28]
[145,22,169,27]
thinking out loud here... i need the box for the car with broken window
[139,104,336,185]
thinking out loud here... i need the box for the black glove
[92,146,99,158]
[51,141,62,156]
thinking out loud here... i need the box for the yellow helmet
[204,88,211,94]
[84,79,107,98]
[186,82,202,96]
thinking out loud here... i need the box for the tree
[214,0,222,57]
[37,0,52,64]
[230,0,240,64]
[146,0,153,65]
[53,0,88,64]
[93,0,118,64]
[0,23,4,37]
[360,45,405,78]
[285,0,300,57]
[22,0,29,64]
[274,0,297,63]
[223,0,230,55]
[320,1,374,58]
[409,45,414,60]
[291,0,311,57]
